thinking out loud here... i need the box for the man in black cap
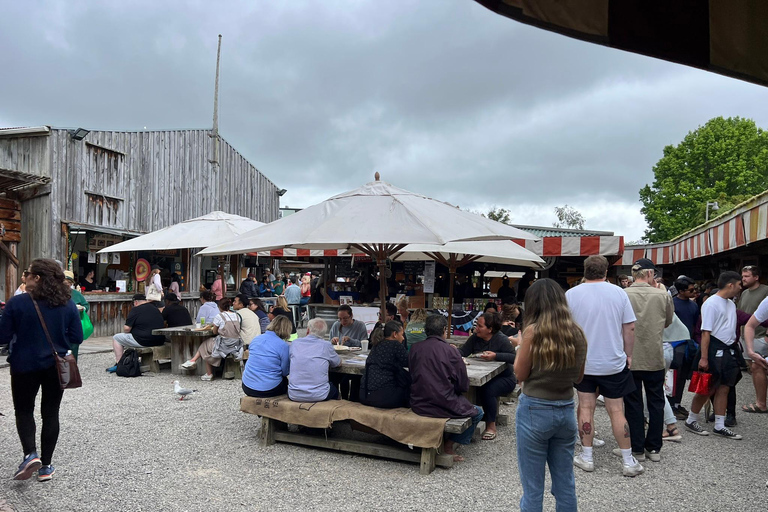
[623,258,674,462]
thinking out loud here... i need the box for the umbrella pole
[377,250,388,322]
[218,255,226,299]
[447,264,456,339]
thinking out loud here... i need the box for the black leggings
[242,378,288,398]
[11,364,64,465]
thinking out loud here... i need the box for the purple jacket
[409,335,475,418]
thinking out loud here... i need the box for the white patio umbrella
[97,211,265,253]
[393,240,544,334]
[198,173,539,319]
[98,211,265,295]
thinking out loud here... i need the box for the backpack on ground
[116,348,142,377]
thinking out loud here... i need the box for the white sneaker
[593,438,606,447]
[200,373,213,381]
[180,360,197,370]
[622,457,644,477]
[573,453,594,472]
[596,395,605,405]
[612,448,646,462]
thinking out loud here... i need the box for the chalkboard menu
[403,261,424,275]
[335,262,359,278]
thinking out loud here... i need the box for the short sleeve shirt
[700,295,737,345]
[753,296,768,324]
[566,281,636,376]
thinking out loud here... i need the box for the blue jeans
[449,405,483,445]
[516,394,578,512]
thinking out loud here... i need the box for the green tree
[553,205,586,230]
[640,116,768,242]
[485,206,512,225]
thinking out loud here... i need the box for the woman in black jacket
[0,259,83,481]
[360,321,410,409]
[459,311,516,440]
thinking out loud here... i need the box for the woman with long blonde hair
[513,278,587,512]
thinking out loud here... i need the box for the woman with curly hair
[0,259,83,482]
[514,278,587,512]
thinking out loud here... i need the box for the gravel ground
[1,352,766,512]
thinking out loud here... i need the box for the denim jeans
[449,405,483,445]
[516,393,578,512]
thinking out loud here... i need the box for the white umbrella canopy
[97,211,265,253]
[393,239,544,336]
[198,174,539,319]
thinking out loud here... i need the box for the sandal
[742,403,768,413]
[481,430,497,441]
[663,426,682,442]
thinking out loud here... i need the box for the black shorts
[575,365,636,399]
[693,337,742,389]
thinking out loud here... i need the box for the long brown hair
[524,278,585,371]
[28,259,71,307]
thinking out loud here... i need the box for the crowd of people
[5,253,768,512]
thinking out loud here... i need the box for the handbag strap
[31,298,59,358]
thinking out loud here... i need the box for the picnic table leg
[260,417,276,447]
[420,447,436,475]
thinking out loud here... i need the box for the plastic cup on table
[361,340,369,352]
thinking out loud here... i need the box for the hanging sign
[423,261,436,294]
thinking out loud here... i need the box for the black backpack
[116,348,141,377]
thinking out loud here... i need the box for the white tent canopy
[394,240,545,268]
[198,177,538,257]
[97,211,265,253]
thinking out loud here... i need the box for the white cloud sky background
[2,1,768,241]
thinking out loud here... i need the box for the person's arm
[342,322,365,347]
[280,342,291,376]
[396,341,409,368]
[664,295,674,328]
[328,343,342,367]
[452,351,470,394]
[513,327,533,382]
[485,335,515,363]
[0,300,15,345]
[699,330,711,372]
[458,337,474,357]
[329,322,340,344]
[744,316,768,371]
[67,302,84,346]
[622,321,635,369]
[124,324,131,333]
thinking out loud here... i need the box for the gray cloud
[2,1,768,241]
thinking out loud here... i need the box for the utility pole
[212,34,226,297]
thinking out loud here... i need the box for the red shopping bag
[689,371,712,395]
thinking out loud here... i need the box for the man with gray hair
[623,258,674,462]
[288,318,341,402]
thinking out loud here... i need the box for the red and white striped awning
[711,216,746,253]
[252,249,345,257]
[513,236,623,257]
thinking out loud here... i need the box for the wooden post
[419,447,437,475]
[260,417,276,447]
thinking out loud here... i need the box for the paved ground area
[1,352,766,511]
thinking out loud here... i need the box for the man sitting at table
[329,305,367,348]
[196,290,218,325]
[458,311,516,441]
[107,294,166,373]
[410,314,484,462]
[162,293,193,328]
[234,293,261,346]
[288,318,342,402]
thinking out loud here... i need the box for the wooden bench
[243,397,471,475]
[135,343,171,373]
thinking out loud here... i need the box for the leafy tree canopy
[485,206,512,225]
[553,205,586,230]
[640,116,768,242]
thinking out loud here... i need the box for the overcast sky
[2,1,767,241]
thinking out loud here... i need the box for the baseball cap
[632,258,657,272]
[63,270,75,281]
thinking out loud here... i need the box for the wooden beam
[5,183,51,202]
[0,240,19,267]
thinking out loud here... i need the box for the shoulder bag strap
[32,298,59,357]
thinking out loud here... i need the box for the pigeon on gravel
[174,380,197,401]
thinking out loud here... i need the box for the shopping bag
[80,310,94,340]
[688,371,712,395]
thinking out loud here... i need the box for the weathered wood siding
[9,128,279,270]
[0,134,51,177]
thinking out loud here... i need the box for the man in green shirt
[64,270,91,359]
[738,265,768,414]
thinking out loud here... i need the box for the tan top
[522,337,586,401]
[624,282,674,371]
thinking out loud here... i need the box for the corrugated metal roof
[511,224,614,238]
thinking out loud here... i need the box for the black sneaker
[684,420,709,436]
[673,406,689,420]
[713,427,742,440]
[725,414,737,427]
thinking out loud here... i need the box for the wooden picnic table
[152,325,212,376]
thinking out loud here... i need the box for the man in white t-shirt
[566,255,643,477]
[740,287,768,414]
[684,271,743,440]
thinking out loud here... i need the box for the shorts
[575,365,636,399]
[113,333,144,349]
[741,337,768,361]
[693,336,742,389]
